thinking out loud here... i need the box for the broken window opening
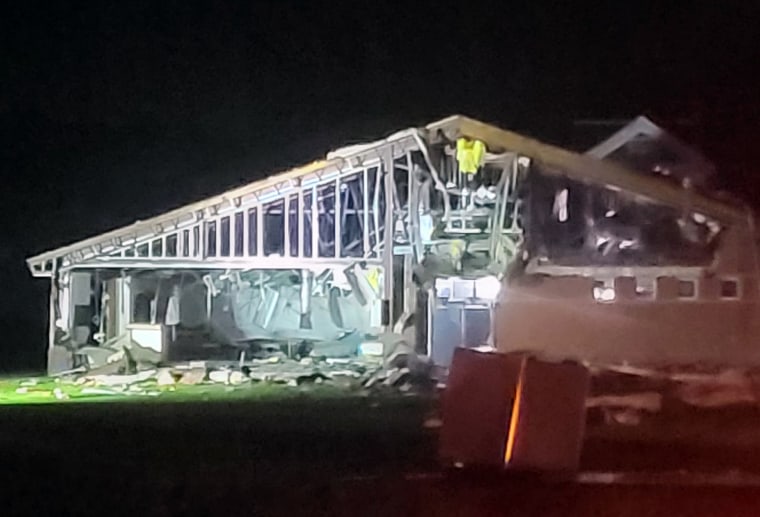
[205,221,217,257]
[317,183,336,257]
[592,280,615,303]
[525,167,719,268]
[635,278,655,299]
[166,234,178,257]
[677,279,696,299]
[234,212,244,257]
[220,216,231,257]
[720,279,739,299]
[341,175,364,258]
[151,238,163,258]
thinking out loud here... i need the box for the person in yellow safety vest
[456,138,487,210]
[456,138,486,175]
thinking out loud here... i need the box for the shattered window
[526,168,718,267]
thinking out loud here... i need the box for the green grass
[0,374,362,405]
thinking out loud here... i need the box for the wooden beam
[426,115,745,223]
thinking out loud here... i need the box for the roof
[27,115,747,275]
[586,115,716,186]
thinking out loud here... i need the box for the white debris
[80,387,122,396]
[326,358,351,366]
[229,371,247,385]
[156,369,175,386]
[179,368,206,385]
[676,382,756,408]
[359,342,384,357]
[87,369,157,387]
[587,392,662,413]
[209,370,231,384]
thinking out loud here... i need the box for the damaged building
[26,115,760,375]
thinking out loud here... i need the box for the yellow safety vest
[456,138,486,174]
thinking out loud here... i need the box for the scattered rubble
[587,363,760,427]
[156,368,176,386]
[2,343,437,403]
[179,368,206,385]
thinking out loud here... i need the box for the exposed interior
[28,115,758,373]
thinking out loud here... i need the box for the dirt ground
[2,391,760,516]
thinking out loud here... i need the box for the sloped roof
[586,115,716,187]
[27,115,746,275]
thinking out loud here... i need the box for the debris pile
[2,337,437,403]
[587,363,760,426]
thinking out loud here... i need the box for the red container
[439,347,589,473]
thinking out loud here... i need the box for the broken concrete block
[362,369,387,389]
[209,370,231,384]
[383,367,411,387]
[78,346,120,368]
[229,371,246,385]
[179,368,206,385]
[156,368,176,386]
[385,342,415,369]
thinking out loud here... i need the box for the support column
[46,261,73,375]
[382,150,395,332]
[47,262,58,355]
[299,269,313,329]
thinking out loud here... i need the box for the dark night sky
[2,1,759,371]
